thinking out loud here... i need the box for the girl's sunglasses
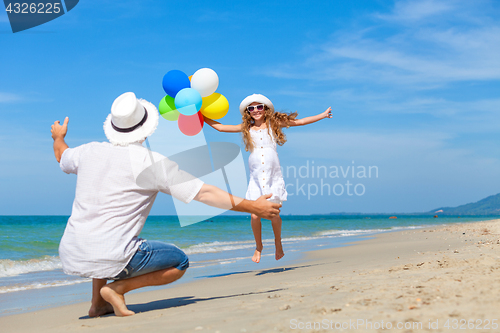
[247,104,265,112]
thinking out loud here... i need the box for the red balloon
[178,111,204,136]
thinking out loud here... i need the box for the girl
[204,94,332,263]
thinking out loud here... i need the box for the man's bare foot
[100,285,135,317]
[88,302,114,317]
[275,243,284,260]
[252,248,262,263]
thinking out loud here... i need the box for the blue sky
[1,0,499,215]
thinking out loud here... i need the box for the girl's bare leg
[251,213,263,263]
[89,278,113,317]
[271,214,284,260]
[100,268,186,317]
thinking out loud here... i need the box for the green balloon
[159,95,179,121]
[162,109,180,121]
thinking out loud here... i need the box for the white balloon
[191,68,219,97]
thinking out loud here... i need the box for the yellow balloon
[200,93,229,119]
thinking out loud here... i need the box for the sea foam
[0,278,90,294]
[0,256,62,278]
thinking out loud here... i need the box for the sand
[1,219,499,333]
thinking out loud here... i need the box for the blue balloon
[162,70,191,97]
[175,88,203,114]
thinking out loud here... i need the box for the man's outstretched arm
[193,184,281,220]
[51,117,69,163]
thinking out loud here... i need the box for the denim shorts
[111,240,189,280]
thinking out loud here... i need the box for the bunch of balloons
[159,68,229,136]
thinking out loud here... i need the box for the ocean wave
[190,255,249,265]
[0,278,90,294]
[316,229,384,236]
[183,228,398,255]
[282,236,322,242]
[0,256,62,278]
[391,225,425,230]
[183,236,311,255]
[184,240,256,254]
[0,227,423,277]
[316,225,425,237]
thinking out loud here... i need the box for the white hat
[104,92,159,146]
[239,94,274,115]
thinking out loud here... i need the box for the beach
[1,219,498,332]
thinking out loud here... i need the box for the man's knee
[176,252,189,271]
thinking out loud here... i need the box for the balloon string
[145,138,159,191]
[204,133,234,208]
[205,138,215,172]
[221,166,235,208]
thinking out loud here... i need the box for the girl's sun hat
[104,92,159,146]
[239,94,274,115]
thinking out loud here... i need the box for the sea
[0,214,498,317]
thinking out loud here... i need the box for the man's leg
[100,267,186,317]
[89,278,113,317]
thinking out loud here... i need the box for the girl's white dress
[245,128,288,202]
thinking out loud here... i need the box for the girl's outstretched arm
[287,107,332,127]
[203,116,242,133]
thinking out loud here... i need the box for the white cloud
[332,90,500,117]
[283,130,455,162]
[301,25,500,84]
[376,0,455,22]
[0,92,22,103]
[260,0,500,133]
[274,84,500,125]
[264,1,500,86]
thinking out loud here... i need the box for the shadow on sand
[196,262,328,279]
[79,263,336,319]
[79,288,285,319]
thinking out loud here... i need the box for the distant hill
[431,193,500,215]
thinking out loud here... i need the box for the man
[51,92,280,317]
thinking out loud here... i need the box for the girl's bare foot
[88,302,114,317]
[275,243,284,260]
[100,285,135,317]
[252,248,262,263]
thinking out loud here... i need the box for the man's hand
[51,117,69,141]
[51,117,69,163]
[252,194,281,220]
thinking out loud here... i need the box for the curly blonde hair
[241,106,298,152]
